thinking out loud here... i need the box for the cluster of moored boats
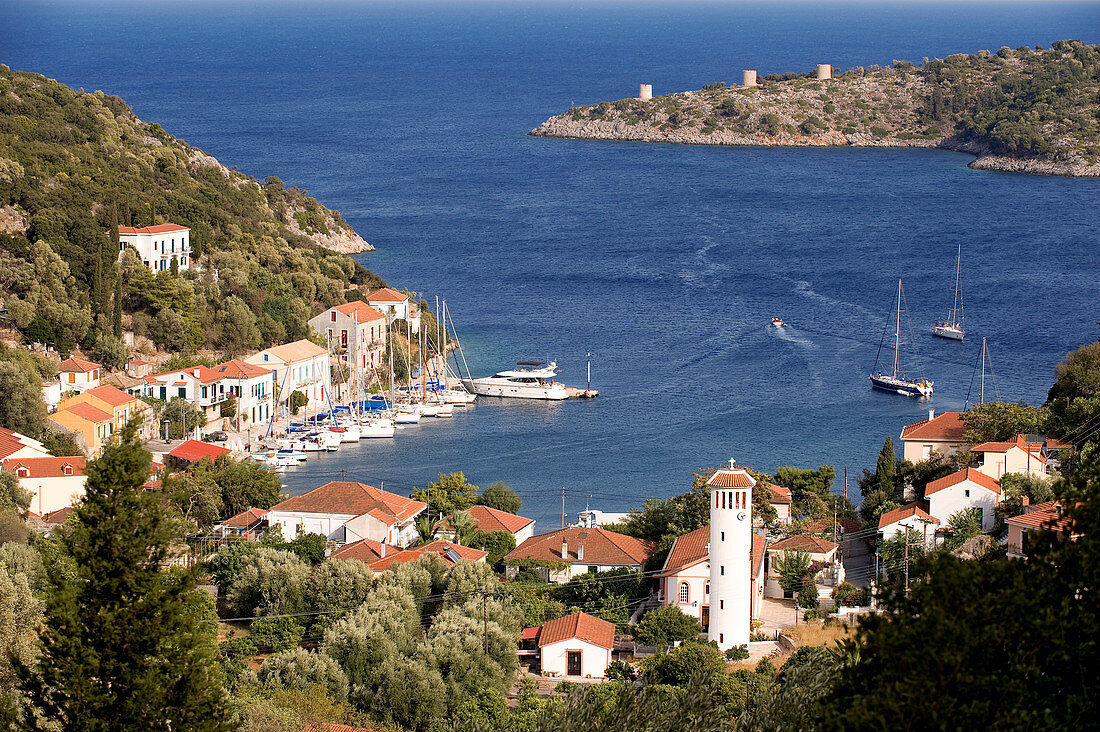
[248,386,477,471]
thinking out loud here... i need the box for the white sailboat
[932,243,965,340]
[871,279,934,398]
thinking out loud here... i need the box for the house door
[567,651,582,676]
[701,606,710,630]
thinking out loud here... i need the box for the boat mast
[893,279,902,378]
[979,337,987,404]
[951,242,962,326]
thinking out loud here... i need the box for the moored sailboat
[932,243,965,340]
[871,279,934,398]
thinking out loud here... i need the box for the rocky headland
[531,41,1100,178]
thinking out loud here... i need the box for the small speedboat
[771,317,785,326]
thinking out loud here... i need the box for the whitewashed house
[503,526,656,583]
[877,502,940,546]
[366,288,420,333]
[924,467,1002,532]
[535,612,615,678]
[2,456,87,515]
[308,301,387,378]
[41,381,62,412]
[765,482,793,524]
[196,359,274,430]
[971,435,1047,480]
[58,357,101,393]
[245,340,331,415]
[659,524,767,629]
[117,223,191,272]
[266,481,426,547]
[0,428,51,462]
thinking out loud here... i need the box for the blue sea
[5,1,1099,528]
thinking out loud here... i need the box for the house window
[587,565,597,574]
[965,489,970,497]
[679,583,689,604]
[720,565,725,576]
[720,599,723,609]
[721,531,725,541]
[16,468,28,478]
[178,387,186,398]
[63,465,72,476]
[330,311,337,322]
[719,634,723,644]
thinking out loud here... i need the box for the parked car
[208,431,228,442]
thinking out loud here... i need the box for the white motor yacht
[461,361,569,400]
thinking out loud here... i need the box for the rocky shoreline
[529,116,1100,178]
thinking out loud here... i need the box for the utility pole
[843,466,848,505]
[340,468,346,482]
[904,532,911,593]
[561,486,566,529]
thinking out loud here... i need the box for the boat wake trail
[679,236,728,288]
[772,325,816,350]
[791,279,878,320]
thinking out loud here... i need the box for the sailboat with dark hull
[871,279,934,398]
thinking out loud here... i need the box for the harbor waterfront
[7,2,1099,530]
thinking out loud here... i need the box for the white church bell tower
[707,459,754,650]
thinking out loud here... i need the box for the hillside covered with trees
[532,40,1100,177]
[0,64,385,359]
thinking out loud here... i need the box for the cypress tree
[876,436,898,497]
[18,421,232,731]
[112,276,122,338]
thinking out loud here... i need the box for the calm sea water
[5,1,1099,527]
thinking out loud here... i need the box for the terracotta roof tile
[538,612,615,649]
[118,223,189,235]
[252,339,328,364]
[365,287,409,303]
[333,302,386,321]
[437,505,534,535]
[767,483,792,504]
[505,526,655,567]
[42,506,76,525]
[83,385,136,407]
[221,507,267,530]
[271,481,426,525]
[1005,501,1076,534]
[971,434,1046,462]
[367,541,487,570]
[661,525,709,575]
[330,537,395,563]
[58,403,113,423]
[0,429,39,460]
[58,357,99,373]
[900,411,966,442]
[924,467,1001,497]
[878,501,939,530]
[197,359,272,383]
[707,468,757,488]
[769,534,838,554]
[3,456,86,479]
[168,440,232,463]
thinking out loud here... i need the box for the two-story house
[899,409,967,463]
[924,467,1001,532]
[116,223,191,272]
[196,360,275,431]
[267,481,427,547]
[58,357,101,393]
[52,385,153,454]
[971,434,1047,480]
[245,340,331,415]
[366,288,421,334]
[308,302,387,376]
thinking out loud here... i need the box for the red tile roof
[42,506,76,525]
[83,385,137,407]
[367,541,487,570]
[3,456,86,479]
[802,517,862,535]
[1044,437,1072,451]
[1005,501,1073,533]
[504,526,656,567]
[167,440,232,463]
[365,287,409,303]
[117,223,189,235]
[900,411,966,442]
[60,402,113,423]
[333,301,386,321]
[661,525,709,575]
[58,357,99,374]
[767,483,792,504]
[271,481,426,525]
[769,535,838,554]
[436,505,534,535]
[878,501,939,530]
[197,359,272,383]
[924,467,1001,497]
[330,537,396,563]
[970,435,1046,462]
[0,428,41,460]
[707,468,757,488]
[221,507,267,530]
[538,612,615,649]
[521,626,541,641]
[660,525,769,578]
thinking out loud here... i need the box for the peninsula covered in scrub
[531,40,1100,177]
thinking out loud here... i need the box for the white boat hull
[461,379,568,400]
[931,323,965,340]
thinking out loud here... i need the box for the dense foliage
[0,65,384,357]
